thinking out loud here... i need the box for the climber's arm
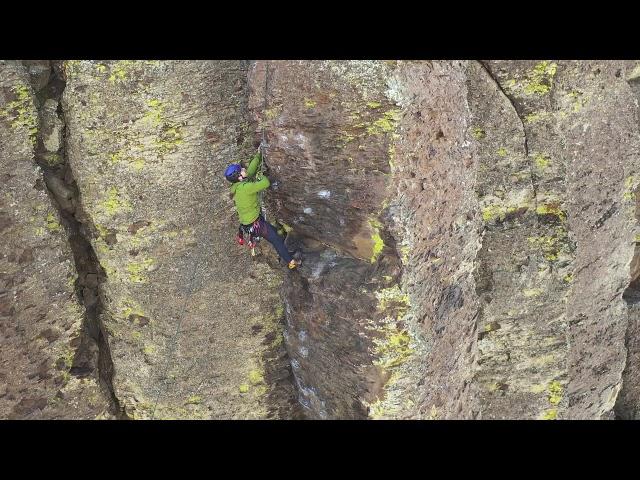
[246,151,262,178]
[242,175,270,193]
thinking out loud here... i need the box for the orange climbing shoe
[288,259,302,269]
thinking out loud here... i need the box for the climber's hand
[271,180,280,191]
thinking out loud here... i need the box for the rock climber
[224,146,302,270]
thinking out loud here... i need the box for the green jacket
[230,151,270,225]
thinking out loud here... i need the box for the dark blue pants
[250,216,293,263]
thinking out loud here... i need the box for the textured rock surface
[387,60,481,419]
[62,60,297,419]
[0,61,110,419]
[5,59,640,420]
[247,61,414,418]
[386,60,640,420]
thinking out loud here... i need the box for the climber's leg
[260,218,294,264]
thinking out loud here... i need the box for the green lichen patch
[533,152,551,170]
[248,369,264,385]
[368,218,385,263]
[338,132,356,146]
[372,325,414,370]
[567,90,588,113]
[366,109,401,135]
[126,258,154,283]
[548,380,563,405]
[471,127,486,140]
[142,344,157,355]
[45,212,62,233]
[366,101,382,109]
[523,61,557,95]
[54,347,75,371]
[497,147,508,157]
[623,175,638,201]
[184,395,202,405]
[538,379,564,420]
[506,61,557,97]
[264,105,283,121]
[43,153,63,167]
[100,187,133,217]
[138,99,184,156]
[304,98,317,109]
[536,203,567,222]
[375,285,410,318]
[484,321,501,333]
[238,364,267,396]
[481,203,529,224]
[63,60,81,79]
[0,83,38,145]
[370,283,414,371]
[107,60,139,84]
[524,111,551,123]
[143,98,164,126]
[527,228,569,262]
[399,244,410,265]
[109,149,146,171]
[155,123,183,155]
[480,189,534,224]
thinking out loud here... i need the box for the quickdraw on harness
[236,217,267,257]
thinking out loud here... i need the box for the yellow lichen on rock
[0,83,38,145]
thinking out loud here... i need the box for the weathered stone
[44,171,74,212]
[0,61,111,420]
[247,61,411,418]
[40,98,63,153]
[4,59,640,420]
[22,60,51,93]
[85,273,98,288]
[63,60,297,419]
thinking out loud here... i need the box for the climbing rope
[149,213,211,419]
[258,60,270,222]
[148,62,272,417]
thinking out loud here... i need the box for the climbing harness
[235,61,270,258]
[236,216,268,257]
[233,62,286,259]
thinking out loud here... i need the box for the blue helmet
[224,163,242,182]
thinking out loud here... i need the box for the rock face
[61,60,297,419]
[4,59,640,420]
[247,61,413,418]
[388,61,482,419]
[387,60,640,420]
[0,61,110,419]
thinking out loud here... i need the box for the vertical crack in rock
[24,61,126,419]
[478,61,539,220]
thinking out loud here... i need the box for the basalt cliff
[3,60,640,420]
